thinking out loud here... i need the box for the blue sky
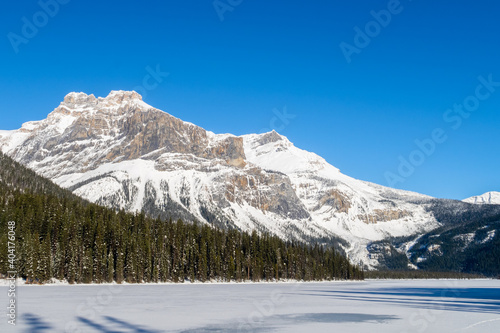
[1,0,499,200]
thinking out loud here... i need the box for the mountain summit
[0,91,443,268]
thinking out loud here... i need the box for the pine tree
[106,251,114,283]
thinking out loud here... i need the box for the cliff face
[0,91,441,268]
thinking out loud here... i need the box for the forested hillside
[0,150,83,200]
[407,212,500,276]
[0,152,363,283]
[368,200,500,277]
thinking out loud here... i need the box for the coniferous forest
[0,152,363,283]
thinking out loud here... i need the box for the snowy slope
[3,281,499,333]
[242,132,438,267]
[0,91,443,269]
[463,191,500,205]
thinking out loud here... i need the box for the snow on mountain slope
[242,131,438,266]
[0,91,442,269]
[463,191,500,205]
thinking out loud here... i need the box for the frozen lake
[1,279,499,332]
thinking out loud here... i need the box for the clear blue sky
[1,0,499,200]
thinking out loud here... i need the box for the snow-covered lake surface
[1,279,499,332]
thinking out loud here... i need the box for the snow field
[1,279,499,332]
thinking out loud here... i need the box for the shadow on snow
[296,287,500,315]
[23,313,53,332]
[178,312,398,332]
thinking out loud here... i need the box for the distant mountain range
[1,91,499,271]
[463,191,500,205]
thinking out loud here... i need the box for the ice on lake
[1,279,499,332]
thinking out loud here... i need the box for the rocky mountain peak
[104,90,143,103]
[63,92,97,106]
[1,90,250,178]
[60,90,144,111]
[257,130,285,145]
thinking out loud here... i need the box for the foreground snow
[1,280,499,332]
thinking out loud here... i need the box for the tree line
[0,152,363,283]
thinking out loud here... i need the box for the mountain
[463,191,500,205]
[0,90,494,270]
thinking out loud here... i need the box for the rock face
[0,91,441,268]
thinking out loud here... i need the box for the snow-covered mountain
[463,192,500,205]
[0,91,442,268]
